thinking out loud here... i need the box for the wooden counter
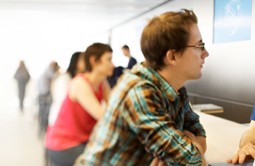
[192,103,224,114]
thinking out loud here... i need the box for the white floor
[0,80,45,166]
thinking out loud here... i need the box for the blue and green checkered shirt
[82,63,206,166]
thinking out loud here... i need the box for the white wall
[0,9,109,108]
[0,10,110,80]
[110,0,193,66]
[110,0,255,104]
[1,0,254,108]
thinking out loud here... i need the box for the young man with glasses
[78,9,209,166]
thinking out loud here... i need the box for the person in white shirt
[48,52,85,126]
[37,61,60,137]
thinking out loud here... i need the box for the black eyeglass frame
[185,42,205,51]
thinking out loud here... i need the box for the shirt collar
[132,63,179,101]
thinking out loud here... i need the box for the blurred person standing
[122,44,137,69]
[13,60,31,112]
[48,52,85,127]
[37,61,60,138]
[107,45,137,88]
[45,43,114,166]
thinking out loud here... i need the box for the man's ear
[165,49,176,65]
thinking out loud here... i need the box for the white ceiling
[0,0,174,73]
[0,0,171,35]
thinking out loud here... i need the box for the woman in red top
[45,43,114,166]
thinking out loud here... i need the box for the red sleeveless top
[45,75,103,150]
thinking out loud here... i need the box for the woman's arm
[240,121,255,147]
[228,120,255,164]
[69,77,105,120]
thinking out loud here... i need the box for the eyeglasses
[185,42,205,51]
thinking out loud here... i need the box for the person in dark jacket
[122,45,137,69]
[107,45,137,88]
[14,60,31,112]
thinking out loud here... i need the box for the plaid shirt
[83,63,206,166]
